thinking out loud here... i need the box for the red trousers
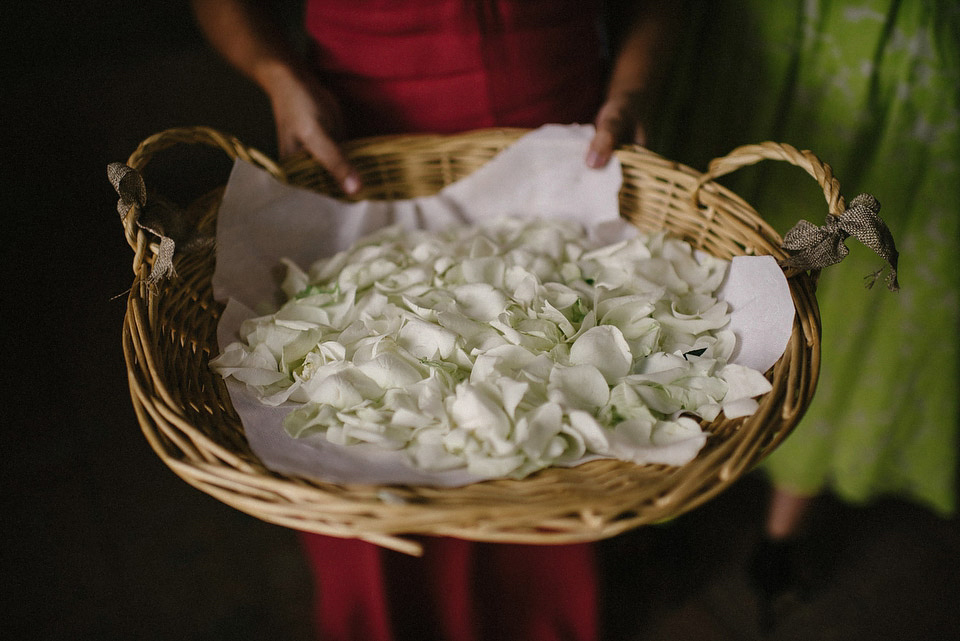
[299,533,598,641]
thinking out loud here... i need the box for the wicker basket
[117,126,826,555]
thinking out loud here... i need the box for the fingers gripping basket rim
[119,126,820,555]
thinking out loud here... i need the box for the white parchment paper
[211,125,795,487]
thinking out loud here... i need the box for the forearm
[606,1,681,101]
[192,0,357,191]
[191,0,300,95]
[587,1,682,164]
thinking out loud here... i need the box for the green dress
[651,0,959,515]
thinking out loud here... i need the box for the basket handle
[109,126,284,273]
[695,141,845,217]
[694,142,899,290]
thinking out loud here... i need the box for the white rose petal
[458,256,506,286]
[569,325,633,382]
[307,367,382,409]
[452,283,509,321]
[356,352,424,389]
[719,363,772,417]
[449,384,511,439]
[398,319,459,359]
[548,364,610,410]
[515,402,563,459]
[568,410,610,453]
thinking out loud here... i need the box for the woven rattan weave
[117,127,824,555]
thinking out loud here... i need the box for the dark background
[3,2,958,640]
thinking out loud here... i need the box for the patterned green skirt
[651,0,958,514]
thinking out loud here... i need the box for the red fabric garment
[305,0,605,137]
[299,533,598,641]
[299,2,605,639]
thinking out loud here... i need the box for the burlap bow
[781,193,899,291]
[107,162,213,283]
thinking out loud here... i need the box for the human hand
[264,66,362,195]
[586,90,649,169]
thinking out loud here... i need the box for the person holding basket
[191,1,682,639]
